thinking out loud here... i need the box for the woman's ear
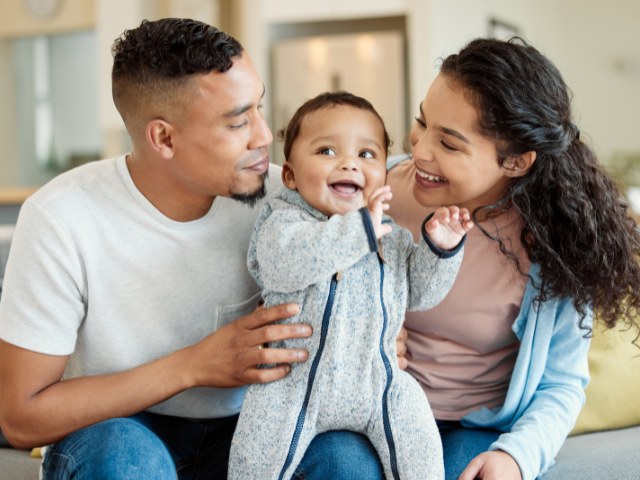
[281,162,297,190]
[146,119,175,159]
[504,151,537,177]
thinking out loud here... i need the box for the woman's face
[410,74,511,213]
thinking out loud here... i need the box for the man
[0,19,388,479]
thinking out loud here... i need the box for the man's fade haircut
[277,91,392,161]
[111,18,243,132]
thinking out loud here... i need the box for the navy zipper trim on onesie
[378,255,401,480]
[278,272,340,480]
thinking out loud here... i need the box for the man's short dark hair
[111,18,243,132]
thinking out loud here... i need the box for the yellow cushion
[570,320,640,435]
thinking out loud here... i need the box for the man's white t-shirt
[0,155,281,419]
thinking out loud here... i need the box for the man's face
[169,54,273,203]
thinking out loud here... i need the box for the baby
[229,92,473,480]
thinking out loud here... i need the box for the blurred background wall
[0,0,638,208]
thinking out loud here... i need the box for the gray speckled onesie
[229,186,464,480]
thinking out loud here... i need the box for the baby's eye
[359,151,374,159]
[319,148,336,155]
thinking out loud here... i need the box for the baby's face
[283,105,387,217]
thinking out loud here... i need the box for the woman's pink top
[387,160,531,420]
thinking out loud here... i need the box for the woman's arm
[463,297,591,480]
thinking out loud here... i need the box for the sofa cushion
[571,319,640,436]
[543,425,640,479]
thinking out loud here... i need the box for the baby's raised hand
[424,206,474,251]
[367,186,393,239]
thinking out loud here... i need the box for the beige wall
[484,0,640,159]
[0,0,94,39]
[96,0,221,158]
[0,41,17,187]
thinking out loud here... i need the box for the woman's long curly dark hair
[440,38,640,333]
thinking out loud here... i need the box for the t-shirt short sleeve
[0,199,85,355]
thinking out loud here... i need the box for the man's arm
[0,303,311,449]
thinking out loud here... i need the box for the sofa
[2,222,640,480]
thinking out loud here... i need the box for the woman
[387,38,640,480]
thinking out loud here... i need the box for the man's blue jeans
[42,411,384,480]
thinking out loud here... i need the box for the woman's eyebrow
[420,101,471,144]
[438,126,471,144]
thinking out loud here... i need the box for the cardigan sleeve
[488,297,591,480]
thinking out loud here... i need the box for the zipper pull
[335,270,343,282]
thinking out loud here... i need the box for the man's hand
[424,206,473,251]
[396,325,408,370]
[185,303,312,388]
[367,186,393,239]
[459,451,523,480]
[0,303,310,449]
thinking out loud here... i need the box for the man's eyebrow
[222,84,266,118]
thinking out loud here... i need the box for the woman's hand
[367,186,393,239]
[396,325,408,370]
[459,450,522,480]
[424,206,473,251]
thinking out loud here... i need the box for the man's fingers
[244,345,309,366]
[243,364,292,384]
[243,303,300,329]
[245,323,312,350]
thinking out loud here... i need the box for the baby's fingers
[369,186,392,205]
[423,217,441,236]
[459,208,474,233]
[432,206,451,225]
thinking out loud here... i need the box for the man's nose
[249,112,273,150]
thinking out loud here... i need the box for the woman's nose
[412,134,434,162]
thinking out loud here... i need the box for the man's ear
[504,151,537,177]
[281,162,297,190]
[146,120,175,160]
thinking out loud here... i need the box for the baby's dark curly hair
[278,91,391,161]
[111,18,242,129]
[441,38,640,336]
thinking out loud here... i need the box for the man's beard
[229,169,269,208]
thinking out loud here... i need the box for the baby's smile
[329,180,364,197]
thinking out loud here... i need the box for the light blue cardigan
[462,264,591,480]
[387,155,592,480]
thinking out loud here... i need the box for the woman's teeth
[417,170,448,183]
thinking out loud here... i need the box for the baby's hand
[424,206,474,251]
[367,186,393,239]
